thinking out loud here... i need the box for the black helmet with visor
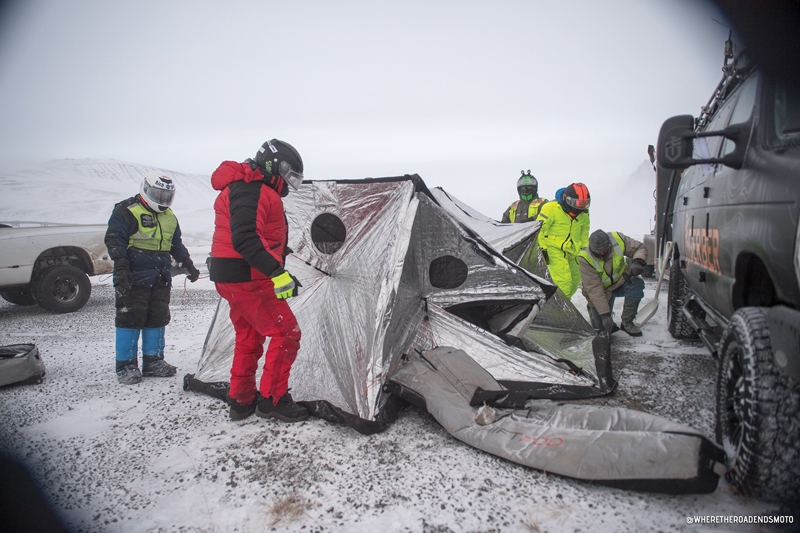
[255,139,304,190]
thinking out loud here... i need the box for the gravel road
[0,278,793,532]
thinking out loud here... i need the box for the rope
[289,253,331,276]
[180,274,209,305]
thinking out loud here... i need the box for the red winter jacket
[209,161,288,283]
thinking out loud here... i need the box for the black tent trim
[183,372,408,435]
[588,437,726,494]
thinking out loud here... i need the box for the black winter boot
[256,391,309,423]
[620,299,643,337]
[116,359,142,385]
[228,392,258,421]
[142,355,177,377]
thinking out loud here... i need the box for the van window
[699,98,734,161]
[729,75,759,125]
[721,74,759,157]
[773,81,800,142]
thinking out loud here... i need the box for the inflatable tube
[387,346,726,494]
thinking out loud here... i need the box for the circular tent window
[311,213,346,254]
[429,255,469,289]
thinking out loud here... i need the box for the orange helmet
[563,182,590,212]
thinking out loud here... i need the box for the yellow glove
[272,269,300,300]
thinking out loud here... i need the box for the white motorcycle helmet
[140,171,176,213]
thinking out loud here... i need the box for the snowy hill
[1,157,660,249]
[0,159,217,246]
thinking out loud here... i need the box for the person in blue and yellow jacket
[535,182,590,299]
[501,170,547,223]
[105,171,200,385]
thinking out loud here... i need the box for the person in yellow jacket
[578,229,647,336]
[105,171,200,385]
[501,171,547,223]
[535,182,590,299]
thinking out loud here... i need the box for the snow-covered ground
[0,160,794,531]
[1,276,791,532]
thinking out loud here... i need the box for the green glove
[272,269,300,300]
[600,313,616,335]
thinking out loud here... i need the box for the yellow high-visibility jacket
[502,197,547,223]
[536,200,589,257]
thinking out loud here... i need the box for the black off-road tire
[715,307,800,503]
[0,286,37,306]
[667,257,699,339]
[32,265,91,314]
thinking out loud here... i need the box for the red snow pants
[215,279,301,405]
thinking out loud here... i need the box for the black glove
[113,258,133,290]
[629,258,646,277]
[541,249,550,265]
[183,258,200,282]
[600,313,615,335]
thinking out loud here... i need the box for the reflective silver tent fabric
[194,176,605,422]
[431,187,598,375]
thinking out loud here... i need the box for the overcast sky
[0,0,731,234]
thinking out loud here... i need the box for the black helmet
[517,170,538,201]
[254,139,304,190]
[589,230,612,259]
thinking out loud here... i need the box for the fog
[0,0,732,235]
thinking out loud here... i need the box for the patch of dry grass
[520,499,572,532]
[267,493,308,529]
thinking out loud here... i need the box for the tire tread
[667,258,699,339]
[715,307,800,503]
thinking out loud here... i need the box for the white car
[0,223,113,313]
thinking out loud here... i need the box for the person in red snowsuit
[208,139,307,422]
